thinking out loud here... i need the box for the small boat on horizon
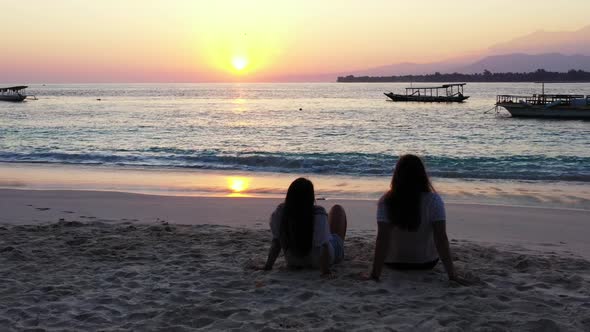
[0,86,28,102]
[384,83,469,102]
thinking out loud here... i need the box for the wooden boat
[496,94,590,120]
[384,83,469,102]
[0,86,28,102]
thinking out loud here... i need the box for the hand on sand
[321,271,336,280]
[253,263,272,271]
[359,271,379,282]
[449,273,472,286]
[244,259,270,271]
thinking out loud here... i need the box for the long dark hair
[384,154,434,231]
[280,178,315,257]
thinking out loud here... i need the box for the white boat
[496,83,590,120]
[496,94,590,119]
[0,86,28,102]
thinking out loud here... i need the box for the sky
[2,0,590,83]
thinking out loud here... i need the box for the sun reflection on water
[227,176,251,197]
[231,98,247,113]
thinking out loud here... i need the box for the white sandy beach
[1,189,589,331]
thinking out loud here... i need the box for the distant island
[337,69,590,83]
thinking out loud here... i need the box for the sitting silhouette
[262,178,347,278]
[366,154,469,285]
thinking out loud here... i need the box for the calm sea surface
[1,83,589,183]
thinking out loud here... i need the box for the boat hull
[384,92,469,102]
[498,103,590,120]
[0,95,27,102]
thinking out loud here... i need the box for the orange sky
[1,0,590,83]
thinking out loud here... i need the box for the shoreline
[4,186,590,212]
[2,162,590,210]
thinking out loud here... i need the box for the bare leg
[328,204,347,240]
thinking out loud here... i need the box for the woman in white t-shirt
[367,154,468,284]
[262,178,347,278]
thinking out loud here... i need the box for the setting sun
[231,56,248,71]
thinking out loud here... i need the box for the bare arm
[319,243,332,277]
[432,221,456,279]
[263,239,281,270]
[370,222,391,281]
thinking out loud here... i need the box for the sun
[231,56,248,71]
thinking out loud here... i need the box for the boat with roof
[495,83,590,119]
[0,86,28,102]
[384,83,469,102]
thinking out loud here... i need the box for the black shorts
[385,259,439,270]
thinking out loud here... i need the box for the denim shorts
[330,234,344,264]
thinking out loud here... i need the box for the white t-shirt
[377,192,446,264]
[270,204,334,268]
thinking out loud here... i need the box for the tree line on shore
[337,69,590,82]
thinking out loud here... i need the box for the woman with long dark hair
[367,154,468,284]
[262,178,347,277]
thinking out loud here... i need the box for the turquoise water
[1,83,589,182]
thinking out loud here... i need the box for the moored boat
[496,94,590,120]
[0,86,28,102]
[384,83,469,102]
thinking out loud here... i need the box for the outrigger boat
[384,83,469,102]
[495,84,590,120]
[0,86,28,102]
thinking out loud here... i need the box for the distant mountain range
[345,25,590,77]
[488,25,590,55]
[455,53,590,73]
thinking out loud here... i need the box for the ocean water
[1,83,589,184]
